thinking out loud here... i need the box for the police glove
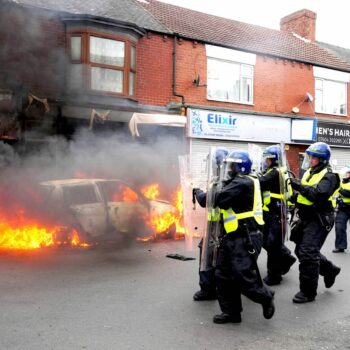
[337,198,345,208]
[290,178,301,191]
[192,188,201,195]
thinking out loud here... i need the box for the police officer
[259,145,296,285]
[333,166,350,253]
[289,142,341,303]
[192,147,228,301]
[213,150,275,324]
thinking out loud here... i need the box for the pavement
[0,229,349,350]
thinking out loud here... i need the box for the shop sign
[188,109,290,143]
[317,121,350,146]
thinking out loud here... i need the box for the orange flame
[140,186,185,241]
[141,184,160,200]
[0,208,91,250]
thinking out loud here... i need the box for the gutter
[172,35,185,106]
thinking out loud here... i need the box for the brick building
[1,0,350,177]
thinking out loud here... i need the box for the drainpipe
[172,35,185,107]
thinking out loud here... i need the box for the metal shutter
[189,139,270,185]
[331,147,350,171]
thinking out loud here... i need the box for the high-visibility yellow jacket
[339,181,350,204]
[297,168,340,208]
[222,176,264,234]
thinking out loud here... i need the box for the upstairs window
[206,45,255,104]
[68,32,136,97]
[314,67,348,116]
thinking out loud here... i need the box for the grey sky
[159,0,349,49]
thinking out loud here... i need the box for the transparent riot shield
[248,143,263,175]
[200,147,223,272]
[178,154,196,250]
[278,141,290,240]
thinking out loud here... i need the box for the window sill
[88,90,137,101]
[206,97,254,106]
[315,111,347,117]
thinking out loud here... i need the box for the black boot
[324,266,341,288]
[332,249,345,253]
[193,290,217,301]
[262,297,275,319]
[292,291,315,303]
[281,255,297,275]
[263,275,282,286]
[213,313,241,324]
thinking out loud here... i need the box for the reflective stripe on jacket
[297,168,340,207]
[340,181,350,204]
[262,168,284,212]
[222,176,264,234]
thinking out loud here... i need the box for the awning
[129,113,187,137]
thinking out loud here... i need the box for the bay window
[68,32,136,97]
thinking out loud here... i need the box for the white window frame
[313,66,349,116]
[206,45,256,105]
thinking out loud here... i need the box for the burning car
[40,179,177,243]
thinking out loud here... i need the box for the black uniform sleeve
[195,190,207,208]
[214,178,246,210]
[298,172,340,203]
[258,168,279,191]
[339,188,350,198]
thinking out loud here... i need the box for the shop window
[68,32,136,97]
[206,45,255,104]
[315,78,347,116]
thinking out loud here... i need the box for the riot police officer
[333,166,350,253]
[290,142,341,303]
[259,145,296,285]
[192,147,228,301]
[213,150,275,323]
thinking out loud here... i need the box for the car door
[99,181,149,234]
[62,183,108,237]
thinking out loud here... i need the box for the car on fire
[40,179,177,242]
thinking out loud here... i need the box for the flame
[0,221,90,250]
[112,187,139,202]
[141,184,160,200]
[0,206,91,250]
[139,186,186,241]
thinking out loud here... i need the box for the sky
[159,0,349,49]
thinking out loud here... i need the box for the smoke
[0,3,66,95]
[0,128,186,243]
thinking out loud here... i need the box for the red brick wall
[136,34,174,105]
[0,5,66,98]
[280,9,316,41]
[137,35,316,115]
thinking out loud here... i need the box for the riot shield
[178,154,196,250]
[278,141,289,240]
[248,143,263,175]
[200,147,224,272]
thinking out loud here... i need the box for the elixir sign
[188,109,290,142]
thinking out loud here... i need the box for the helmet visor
[223,158,241,179]
[301,153,311,170]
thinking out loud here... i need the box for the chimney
[280,9,317,41]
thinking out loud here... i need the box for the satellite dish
[305,92,314,102]
[193,75,201,86]
[292,107,300,114]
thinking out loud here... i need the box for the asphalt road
[0,229,349,350]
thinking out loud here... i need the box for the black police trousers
[295,214,337,298]
[198,238,216,294]
[215,231,274,316]
[263,213,294,278]
[335,208,350,250]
